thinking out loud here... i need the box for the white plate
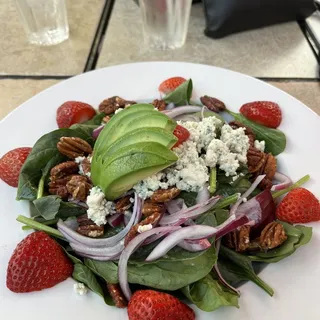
[0,62,319,320]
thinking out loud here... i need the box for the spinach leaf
[61,246,83,264]
[72,263,113,305]
[69,123,98,145]
[219,245,274,296]
[216,179,252,197]
[32,195,86,220]
[228,111,286,156]
[83,112,106,125]
[181,273,239,312]
[163,79,193,106]
[178,191,198,207]
[17,128,91,201]
[215,209,229,225]
[248,222,312,263]
[85,245,216,291]
[195,209,217,227]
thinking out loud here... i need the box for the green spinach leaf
[72,263,113,305]
[181,273,239,312]
[83,112,106,125]
[17,128,91,201]
[216,179,252,197]
[69,123,99,145]
[215,209,229,225]
[248,222,312,263]
[163,79,193,106]
[178,191,198,207]
[32,195,86,220]
[219,245,274,296]
[228,111,286,155]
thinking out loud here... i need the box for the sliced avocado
[97,148,177,200]
[103,127,178,156]
[94,104,155,150]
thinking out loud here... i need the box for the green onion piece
[17,215,65,240]
[214,194,239,209]
[37,175,45,199]
[272,174,310,199]
[209,167,217,194]
[21,218,59,231]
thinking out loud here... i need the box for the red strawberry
[7,231,73,293]
[56,101,96,128]
[240,101,282,128]
[276,188,320,223]
[158,77,186,95]
[128,290,195,320]
[0,147,32,187]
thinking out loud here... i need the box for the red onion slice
[107,213,124,228]
[178,239,211,252]
[165,198,187,214]
[196,185,210,204]
[163,106,202,119]
[75,251,121,261]
[70,241,124,256]
[92,124,105,139]
[118,226,181,300]
[133,194,143,225]
[271,172,292,191]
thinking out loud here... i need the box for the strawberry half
[56,101,96,128]
[7,231,73,293]
[276,188,320,223]
[128,290,195,320]
[158,77,186,95]
[0,147,32,187]
[240,101,282,128]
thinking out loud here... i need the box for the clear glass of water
[139,0,192,50]
[15,0,69,46]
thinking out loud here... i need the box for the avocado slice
[94,104,155,150]
[95,144,178,200]
[102,127,178,156]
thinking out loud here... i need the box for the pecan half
[50,161,79,181]
[200,95,226,112]
[124,212,161,246]
[229,121,255,148]
[142,200,165,217]
[57,137,92,159]
[115,195,132,213]
[150,188,181,203]
[259,222,287,250]
[76,214,104,238]
[224,225,251,252]
[152,99,166,111]
[81,157,91,177]
[98,96,136,115]
[48,175,76,200]
[66,175,92,201]
[106,283,127,308]
[247,147,266,173]
[254,153,277,190]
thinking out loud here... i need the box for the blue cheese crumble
[254,140,265,152]
[74,282,88,295]
[86,187,116,226]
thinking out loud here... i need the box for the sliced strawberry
[0,147,32,187]
[158,77,186,95]
[56,101,96,128]
[173,124,190,148]
[240,101,282,128]
[7,231,73,293]
[128,290,195,320]
[276,188,320,223]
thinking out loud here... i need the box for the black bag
[203,0,316,38]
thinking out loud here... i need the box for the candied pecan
[224,226,251,252]
[247,147,266,173]
[200,95,226,112]
[142,200,165,217]
[259,222,287,250]
[254,153,277,190]
[98,96,136,115]
[66,175,92,201]
[50,161,78,181]
[81,157,91,176]
[57,137,92,159]
[115,195,132,213]
[48,175,76,199]
[76,214,104,238]
[229,121,255,148]
[106,283,127,308]
[152,99,166,111]
[124,212,161,246]
[150,188,181,203]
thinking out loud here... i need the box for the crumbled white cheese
[178,116,222,152]
[129,197,135,203]
[137,224,153,233]
[86,187,116,226]
[242,197,247,203]
[254,140,266,152]
[115,108,124,114]
[74,283,88,295]
[75,156,86,175]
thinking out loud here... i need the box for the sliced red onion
[165,198,186,214]
[57,203,137,247]
[92,124,105,139]
[118,226,181,300]
[75,251,121,261]
[196,185,210,204]
[271,172,292,191]
[133,194,143,225]
[107,213,124,228]
[178,239,211,252]
[215,215,251,239]
[63,218,79,230]
[166,102,175,110]
[160,196,221,226]
[143,226,182,245]
[214,263,240,295]
[68,199,89,209]
[174,114,201,122]
[124,212,132,226]
[70,241,124,256]
[163,106,202,119]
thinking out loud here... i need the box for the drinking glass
[139,0,192,50]
[15,0,69,46]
